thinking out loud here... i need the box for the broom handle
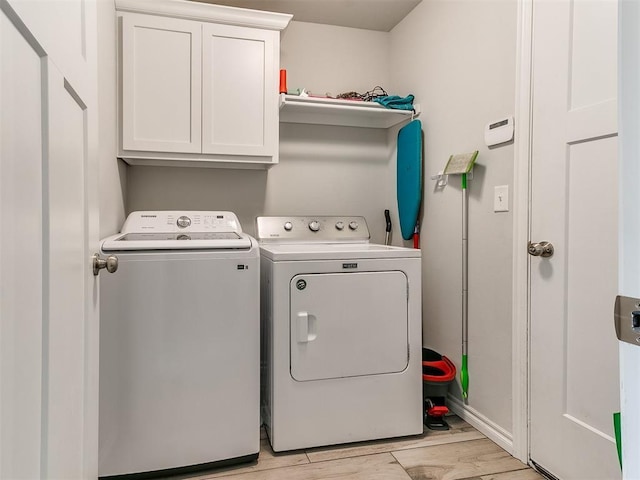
[461,173,469,399]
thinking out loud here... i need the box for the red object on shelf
[279,69,287,94]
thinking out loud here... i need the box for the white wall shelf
[279,94,420,129]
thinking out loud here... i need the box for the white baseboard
[447,395,515,456]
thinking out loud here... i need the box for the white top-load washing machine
[98,211,259,478]
[256,216,423,452]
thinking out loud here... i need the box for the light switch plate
[494,185,509,212]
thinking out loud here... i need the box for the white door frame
[512,0,533,464]
[617,1,640,476]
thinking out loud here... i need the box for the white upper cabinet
[116,0,291,168]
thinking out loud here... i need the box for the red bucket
[422,348,456,396]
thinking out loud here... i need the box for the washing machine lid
[102,211,252,251]
[259,243,421,261]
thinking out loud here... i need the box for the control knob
[284,221,293,231]
[309,220,320,232]
[335,221,345,231]
[348,221,359,231]
[176,216,191,228]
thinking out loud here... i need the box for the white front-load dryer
[98,211,260,478]
[256,216,423,452]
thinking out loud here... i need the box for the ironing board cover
[397,120,422,240]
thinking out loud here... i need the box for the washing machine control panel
[121,211,243,234]
[256,216,370,242]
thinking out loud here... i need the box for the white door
[0,1,100,478]
[618,1,640,477]
[529,1,620,478]
[289,271,409,381]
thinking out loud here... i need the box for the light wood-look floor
[176,416,544,480]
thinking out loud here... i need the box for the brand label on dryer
[342,263,358,269]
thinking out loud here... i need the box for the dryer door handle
[297,312,317,343]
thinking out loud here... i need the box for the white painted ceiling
[191,0,422,32]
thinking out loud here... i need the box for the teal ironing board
[397,120,422,240]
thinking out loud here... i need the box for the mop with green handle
[443,151,479,401]
[461,171,469,399]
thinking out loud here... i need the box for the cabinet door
[121,13,201,153]
[201,23,277,158]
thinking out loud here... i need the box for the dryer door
[290,271,409,381]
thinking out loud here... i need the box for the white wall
[97,0,126,237]
[390,0,517,435]
[127,21,395,242]
[280,21,388,96]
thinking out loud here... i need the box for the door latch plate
[614,295,640,346]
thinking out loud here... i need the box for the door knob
[92,253,119,276]
[528,241,554,258]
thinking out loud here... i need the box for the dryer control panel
[256,216,370,243]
